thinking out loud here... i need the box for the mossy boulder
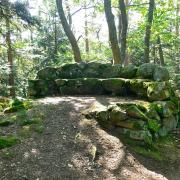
[127,79,149,97]
[100,64,122,78]
[102,78,126,95]
[28,80,58,97]
[153,101,178,118]
[162,116,178,132]
[153,66,170,81]
[126,105,148,120]
[137,63,156,79]
[108,106,128,124]
[121,64,137,78]
[37,67,57,80]
[57,63,84,79]
[115,119,145,130]
[144,104,161,122]
[147,82,171,101]
[56,78,104,95]
[121,128,153,144]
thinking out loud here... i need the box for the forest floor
[0,96,179,180]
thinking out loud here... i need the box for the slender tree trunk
[56,0,81,62]
[119,0,128,63]
[176,0,179,37]
[144,0,155,63]
[104,0,121,64]
[157,36,165,66]
[65,0,72,29]
[175,0,179,72]
[5,16,15,97]
[118,13,122,44]
[84,4,89,54]
[54,16,58,56]
[152,45,156,64]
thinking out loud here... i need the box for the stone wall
[28,62,179,144]
[28,62,171,100]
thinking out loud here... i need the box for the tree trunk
[119,0,128,63]
[65,0,72,29]
[118,13,122,44]
[104,0,121,64]
[56,0,81,62]
[175,0,179,72]
[84,4,89,54]
[176,0,179,37]
[157,36,165,66]
[54,16,58,56]
[143,0,155,63]
[5,15,16,97]
[152,45,157,64]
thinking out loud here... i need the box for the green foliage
[148,119,160,133]
[0,136,19,149]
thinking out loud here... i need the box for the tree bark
[176,0,179,37]
[143,0,155,63]
[104,0,121,64]
[56,0,81,62]
[65,0,72,29]
[152,45,157,64]
[5,8,16,97]
[157,36,165,66]
[118,13,122,44]
[119,0,128,63]
[84,3,89,54]
[54,16,58,56]
[175,0,179,72]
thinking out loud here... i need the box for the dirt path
[0,96,178,180]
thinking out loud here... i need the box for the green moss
[126,105,149,120]
[0,136,19,149]
[121,64,137,78]
[31,124,44,134]
[18,126,31,138]
[148,119,160,133]
[133,146,163,161]
[23,100,34,110]
[19,117,42,126]
[0,119,13,126]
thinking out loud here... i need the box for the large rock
[137,63,156,79]
[127,79,149,97]
[119,128,153,144]
[153,66,170,81]
[162,115,178,132]
[153,101,178,118]
[144,104,161,122]
[28,80,58,97]
[56,63,84,79]
[115,119,145,130]
[147,82,172,101]
[121,64,137,78]
[101,64,122,78]
[102,78,126,95]
[37,67,57,80]
[126,105,148,120]
[56,78,104,95]
[108,106,128,123]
